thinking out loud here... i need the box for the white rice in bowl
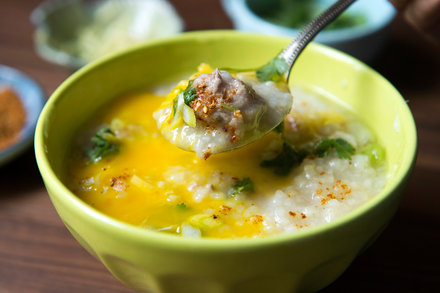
[67,84,388,238]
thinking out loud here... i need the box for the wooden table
[1,1,439,292]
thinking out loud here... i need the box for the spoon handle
[279,0,357,82]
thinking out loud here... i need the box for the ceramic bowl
[31,0,184,68]
[35,31,416,293]
[221,0,396,62]
[0,65,45,167]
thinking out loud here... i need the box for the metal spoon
[222,0,358,151]
[279,0,357,82]
[158,0,358,157]
[225,0,359,152]
[224,0,356,151]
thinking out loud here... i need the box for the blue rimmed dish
[0,65,46,167]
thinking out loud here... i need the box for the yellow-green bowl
[35,31,416,293]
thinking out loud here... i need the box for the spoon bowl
[154,68,293,158]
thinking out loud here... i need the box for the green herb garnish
[261,142,308,175]
[219,57,288,83]
[183,80,198,106]
[313,138,355,160]
[87,126,118,164]
[261,137,356,176]
[360,143,385,166]
[231,177,254,196]
[172,96,178,116]
[256,57,289,82]
[274,121,285,134]
[176,203,187,209]
[218,56,289,83]
[222,104,239,111]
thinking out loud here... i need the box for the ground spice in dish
[0,87,26,150]
[248,215,264,225]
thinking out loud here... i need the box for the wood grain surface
[1,0,439,292]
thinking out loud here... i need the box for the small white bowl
[31,0,184,68]
[221,0,396,62]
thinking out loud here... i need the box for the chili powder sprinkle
[0,87,26,150]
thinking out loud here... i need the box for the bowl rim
[35,30,417,251]
[221,0,396,43]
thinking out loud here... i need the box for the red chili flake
[110,176,127,191]
[203,152,212,160]
[249,215,264,224]
[219,205,232,215]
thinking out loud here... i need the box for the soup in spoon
[153,63,293,159]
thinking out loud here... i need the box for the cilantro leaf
[256,57,289,82]
[260,142,309,175]
[183,80,198,105]
[313,138,355,160]
[231,177,254,196]
[260,138,356,176]
[87,126,118,164]
[176,203,187,209]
